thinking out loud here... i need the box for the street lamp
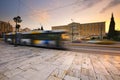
[13,16,22,47]
[71,25,73,42]
[71,19,74,42]
[100,25,103,40]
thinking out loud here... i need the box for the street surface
[0,41,120,80]
[70,45,120,54]
[68,43,120,55]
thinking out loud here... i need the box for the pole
[71,19,74,42]
[14,21,17,47]
[71,26,73,42]
[13,16,22,47]
[100,26,103,40]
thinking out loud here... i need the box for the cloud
[29,10,50,23]
[101,0,120,13]
[76,0,102,9]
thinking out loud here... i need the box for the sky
[0,0,120,32]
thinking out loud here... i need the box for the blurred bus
[4,30,69,49]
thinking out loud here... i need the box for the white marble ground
[0,42,120,80]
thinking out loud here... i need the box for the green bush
[113,36,120,41]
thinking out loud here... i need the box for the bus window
[61,33,69,40]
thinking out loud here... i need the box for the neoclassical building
[0,21,13,37]
[52,22,105,41]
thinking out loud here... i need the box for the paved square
[0,42,120,80]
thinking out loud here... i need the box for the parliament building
[52,22,105,41]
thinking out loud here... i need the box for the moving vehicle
[4,30,69,49]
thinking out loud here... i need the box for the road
[69,45,120,54]
[67,43,120,55]
[0,41,120,80]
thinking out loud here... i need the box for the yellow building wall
[52,22,105,40]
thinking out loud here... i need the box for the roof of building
[52,21,105,28]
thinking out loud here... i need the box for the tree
[13,16,22,32]
[41,26,44,30]
[38,28,41,30]
[107,13,115,39]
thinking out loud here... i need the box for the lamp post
[100,26,103,40]
[13,16,22,47]
[71,19,74,42]
[71,26,73,42]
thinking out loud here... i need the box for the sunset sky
[0,0,120,32]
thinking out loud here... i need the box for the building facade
[13,27,31,32]
[52,22,105,41]
[0,21,13,37]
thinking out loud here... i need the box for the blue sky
[0,0,120,32]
